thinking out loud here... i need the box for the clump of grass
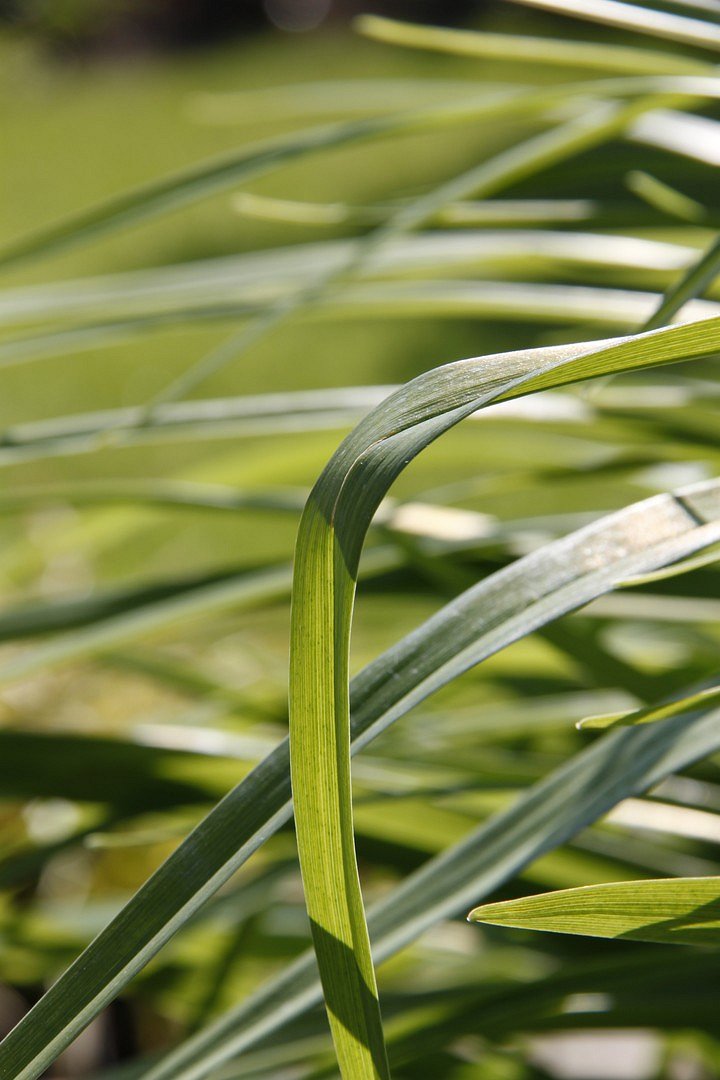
[0,2,720,1078]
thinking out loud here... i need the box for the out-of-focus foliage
[0,0,719,1077]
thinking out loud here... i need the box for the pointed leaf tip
[470,878,720,945]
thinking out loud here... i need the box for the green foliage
[0,2,720,1078]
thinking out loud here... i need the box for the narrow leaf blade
[469,877,720,945]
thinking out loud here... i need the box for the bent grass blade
[288,316,720,1075]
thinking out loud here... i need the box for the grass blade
[644,233,720,330]
[579,683,720,730]
[469,877,720,944]
[144,705,720,1080]
[625,170,706,222]
[0,480,307,517]
[288,316,720,1078]
[510,0,720,51]
[356,15,709,74]
[631,108,720,165]
[0,387,394,468]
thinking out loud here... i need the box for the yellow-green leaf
[469,877,720,945]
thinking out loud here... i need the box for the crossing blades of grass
[0,228,702,337]
[143,705,720,1080]
[3,71,711,412]
[0,548,403,688]
[5,225,707,325]
[144,94,658,411]
[2,65,716,272]
[141,86,711,419]
[469,877,720,945]
[0,387,394,469]
[0,85,610,272]
[3,280,719,378]
[0,480,308,517]
[385,953,720,1069]
[2,317,720,1080]
[0,103,483,270]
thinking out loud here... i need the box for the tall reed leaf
[288,316,720,1076]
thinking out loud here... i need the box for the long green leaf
[190,77,482,122]
[625,170,706,222]
[0,480,307,517]
[288,317,720,1076]
[469,877,720,944]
